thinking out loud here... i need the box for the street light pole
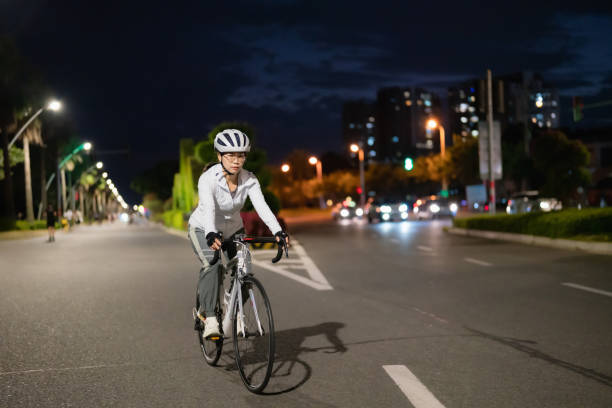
[308,156,325,209]
[350,144,366,209]
[426,119,448,197]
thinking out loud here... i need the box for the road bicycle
[193,234,288,393]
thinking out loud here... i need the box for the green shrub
[0,217,16,231]
[453,208,612,240]
[162,209,186,230]
[15,220,49,230]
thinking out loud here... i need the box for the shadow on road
[220,322,347,395]
[465,326,612,388]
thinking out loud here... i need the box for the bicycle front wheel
[232,276,275,393]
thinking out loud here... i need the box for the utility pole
[486,69,496,215]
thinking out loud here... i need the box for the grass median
[452,208,612,242]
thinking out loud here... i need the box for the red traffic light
[356,187,363,194]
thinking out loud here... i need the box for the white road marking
[464,257,492,267]
[417,245,433,252]
[383,365,446,408]
[252,240,333,291]
[562,282,612,298]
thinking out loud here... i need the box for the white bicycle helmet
[214,129,251,153]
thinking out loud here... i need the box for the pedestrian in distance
[45,204,57,242]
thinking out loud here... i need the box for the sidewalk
[446,227,612,256]
[0,229,50,241]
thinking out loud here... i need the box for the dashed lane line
[464,257,492,267]
[417,246,433,252]
[562,282,612,298]
[383,365,446,408]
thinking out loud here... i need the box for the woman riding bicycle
[188,129,290,339]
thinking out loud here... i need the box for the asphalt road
[1,219,611,407]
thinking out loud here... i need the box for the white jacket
[188,163,281,237]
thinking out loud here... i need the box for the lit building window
[531,117,537,123]
[551,113,556,119]
[469,96,476,102]
[424,100,432,107]
[471,130,479,137]
[426,140,433,148]
[417,100,423,106]
[460,103,468,112]
[459,90,465,99]
[546,120,552,127]
[538,121,543,127]
[369,116,375,122]
[366,123,374,129]
[405,100,412,107]
[349,123,355,129]
[468,106,476,112]
[470,115,479,123]
[404,91,410,98]
[392,136,399,143]
[460,116,468,123]
[367,137,375,146]
[461,130,468,137]
[552,100,558,107]
[369,150,376,157]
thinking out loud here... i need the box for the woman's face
[218,152,247,174]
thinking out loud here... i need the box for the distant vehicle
[331,201,363,220]
[414,196,458,220]
[506,191,562,214]
[368,200,411,223]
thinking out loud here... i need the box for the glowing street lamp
[308,156,325,208]
[426,119,448,196]
[96,161,103,169]
[102,172,108,179]
[281,163,290,173]
[349,144,366,208]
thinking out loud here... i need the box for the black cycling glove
[206,232,223,248]
[275,231,289,247]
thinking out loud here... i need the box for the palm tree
[22,119,43,222]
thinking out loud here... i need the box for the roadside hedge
[453,208,612,240]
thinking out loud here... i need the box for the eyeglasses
[223,153,247,161]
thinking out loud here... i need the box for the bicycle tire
[195,293,223,366]
[232,276,275,393]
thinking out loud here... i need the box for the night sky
[2,1,612,204]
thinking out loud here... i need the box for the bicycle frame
[218,240,265,338]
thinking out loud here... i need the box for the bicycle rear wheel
[195,294,223,366]
[232,276,275,393]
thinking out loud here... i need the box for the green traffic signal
[404,157,414,171]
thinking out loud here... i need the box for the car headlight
[540,201,550,210]
[382,213,390,221]
[400,212,408,219]
[450,203,458,213]
[355,208,364,217]
[380,205,392,213]
[398,204,408,212]
[430,204,440,213]
[340,209,350,218]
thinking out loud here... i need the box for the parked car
[368,200,411,223]
[414,196,458,220]
[506,191,562,214]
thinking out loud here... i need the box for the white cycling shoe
[203,316,221,339]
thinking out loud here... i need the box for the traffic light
[356,186,363,194]
[404,157,414,171]
[572,96,584,122]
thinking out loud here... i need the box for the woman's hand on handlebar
[206,232,223,251]
[275,231,290,248]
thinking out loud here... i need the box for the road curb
[446,227,612,256]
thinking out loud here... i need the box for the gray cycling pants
[187,226,241,317]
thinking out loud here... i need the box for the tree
[531,130,591,203]
[0,146,24,180]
